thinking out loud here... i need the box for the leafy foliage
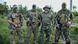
[73,11,78,16]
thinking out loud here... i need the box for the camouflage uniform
[54,3,73,44]
[39,6,53,44]
[8,5,23,44]
[25,5,40,44]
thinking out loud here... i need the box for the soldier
[8,5,23,44]
[39,5,53,44]
[25,4,40,44]
[53,3,73,44]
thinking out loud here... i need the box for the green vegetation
[0,15,9,44]
[73,12,78,16]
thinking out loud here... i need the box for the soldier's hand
[56,24,59,28]
[67,21,72,26]
[14,24,18,27]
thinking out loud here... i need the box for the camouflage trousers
[9,28,23,44]
[54,25,70,44]
[25,25,39,44]
[39,25,51,44]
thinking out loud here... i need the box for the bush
[0,34,3,44]
[70,26,78,34]
[73,12,78,16]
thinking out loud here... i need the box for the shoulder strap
[10,14,14,22]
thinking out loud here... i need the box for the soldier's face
[13,9,17,13]
[62,5,66,9]
[32,7,36,10]
[44,8,49,13]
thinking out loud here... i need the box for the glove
[67,21,72,26]
[64,21,72,27]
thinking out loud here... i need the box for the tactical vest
[41,12,52,26]
[10,13,22,27]
[29,12,39,25]
[58,10,70,25]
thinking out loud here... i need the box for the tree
[72,6,78,16]
[22,6,27,15]
[3,2,9,15]
[0,3,4,15]
[18,5,23,14]
[73,6,77,12]
[36,7,43,14]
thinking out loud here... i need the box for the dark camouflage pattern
[39,11,53,44]
[25,10,40,44]
[8,13,23,44]
[54,8,73,44]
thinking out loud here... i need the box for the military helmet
[12,4,17,10]
[32,4,36,12]
[43,5,51,10]
[12,4,17,13]
[32,4,36,9]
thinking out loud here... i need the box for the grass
[73,16,78,23]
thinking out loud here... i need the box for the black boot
[66,41,70,44]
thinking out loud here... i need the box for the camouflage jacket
[8,12,23,28]
[26,10,40,26]
[39,12,53,26]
